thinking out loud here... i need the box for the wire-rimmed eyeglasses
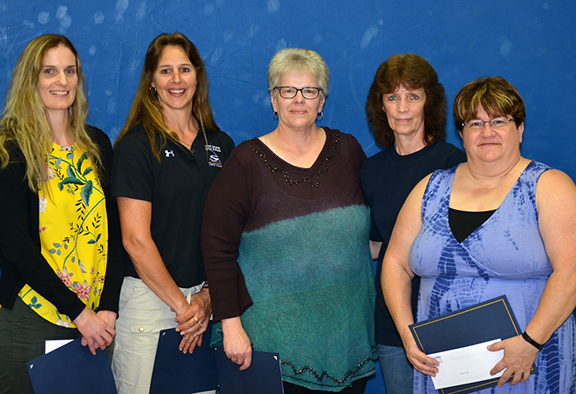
[462,116,515,130]
[273,86,323,100]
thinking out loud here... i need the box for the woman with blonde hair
[0,34,123,394]
[111,32,234,394]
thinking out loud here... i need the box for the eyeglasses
[462,116,515,130]
[273,86,323,100]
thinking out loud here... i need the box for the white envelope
[429,338,504,390]
[45,339,73,354]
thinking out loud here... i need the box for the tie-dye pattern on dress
[409,161,576,394]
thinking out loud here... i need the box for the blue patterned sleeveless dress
[409,161,576,393]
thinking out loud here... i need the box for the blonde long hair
[115,32,220,161]
[0,34,102,191]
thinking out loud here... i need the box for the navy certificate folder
[26,337,116,394]
[409,295,535,394]
[149,321,218,393]
[214,346,284,394]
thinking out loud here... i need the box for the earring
[273,111,279,120]
[317,111,324,120]
[149,86,156,93]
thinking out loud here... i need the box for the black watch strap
[522,331,543,351]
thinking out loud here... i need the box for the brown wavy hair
[365,53,447,147]
[453,76,525,132]
[115,32,219,161]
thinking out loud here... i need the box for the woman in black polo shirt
[111,32,234,394]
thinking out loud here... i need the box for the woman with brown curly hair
[360,53,465,394]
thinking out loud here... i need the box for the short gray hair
[267,48,329,97]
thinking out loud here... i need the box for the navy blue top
[360,141,466,346]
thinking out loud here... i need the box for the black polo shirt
[112,123,235,287]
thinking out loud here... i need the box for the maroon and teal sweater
[202,127,376,391]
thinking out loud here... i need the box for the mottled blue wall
[1,1,575,392]
[1,1,575,178]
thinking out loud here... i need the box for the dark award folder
[149,321,219,393]
[26,338,116,394]
[213,346,284,394]
[409,295,536,394]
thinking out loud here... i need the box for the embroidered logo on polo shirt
[165,150,175,157]
[205,144,223,167]
[208,151,222,167]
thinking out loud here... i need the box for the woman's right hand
[404,335,439,377]
[96,310,118,330]
[73,307,116,355]
[221,317,252,370]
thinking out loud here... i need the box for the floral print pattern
[19,143,108,327]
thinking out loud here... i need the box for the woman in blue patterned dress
[382,76,576,393]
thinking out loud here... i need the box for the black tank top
[449,208,496,243]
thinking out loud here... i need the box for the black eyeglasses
[273,86,323,99]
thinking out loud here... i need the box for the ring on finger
[193,316,203,327]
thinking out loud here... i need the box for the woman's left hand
[174,288,212,353]
[488,335,539,386]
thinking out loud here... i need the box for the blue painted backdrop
[1,1,575,393]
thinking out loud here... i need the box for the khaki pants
[112,277,214,394]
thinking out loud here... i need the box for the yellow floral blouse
[18,143,108,327]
